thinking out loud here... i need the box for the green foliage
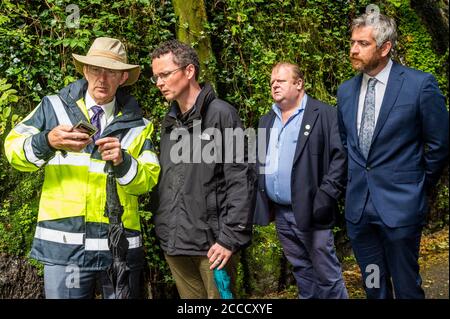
[0,172,42,256]
[0,76,38,259]
[205,0,358,127]
[392,1,448,97]
[0,78,19,141]
[241,224,285,296]
[0,0,175,123]
[0,0,447,298]
[205,0,448,127]
[139,204,176,290]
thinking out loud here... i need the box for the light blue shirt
[265,94,307,205]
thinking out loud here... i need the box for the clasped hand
[48,125,123,166]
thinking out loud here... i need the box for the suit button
[366,166,371,171]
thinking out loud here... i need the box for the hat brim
[72,54,140,86]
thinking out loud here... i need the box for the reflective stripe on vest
[85,236,142,251]
[121,125,146,150]
[47,95,72,125]
[35,226,84,245]
[117,157,138,185]
[15,123,40,135]
[24,136,46,167]
[47,152,105,174]
[139,151,159,165]
[35,226,142,250]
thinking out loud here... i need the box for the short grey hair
[352,13,397,53]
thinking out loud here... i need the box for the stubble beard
[351,55,382,74]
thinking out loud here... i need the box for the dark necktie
[90,105,104,142]
[358,78,377,159]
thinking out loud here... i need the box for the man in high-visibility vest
[4,37,160,299]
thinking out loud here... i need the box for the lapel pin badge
[305,124,311,130]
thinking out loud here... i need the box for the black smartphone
[72,120,98,137]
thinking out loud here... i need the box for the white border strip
[35,226,142,250]
[139,151,159,165]
[34,226,84,245]
[47,154,106,173]
[47,95,72,125]
[47,152,90,167]
[15,124,40,135]
[121,125,145,150]
[116,157,138,185]
[85,236,142,251]
[24,136,46,167]
[89,160,105,174]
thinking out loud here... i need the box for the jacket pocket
[393,170,423,183]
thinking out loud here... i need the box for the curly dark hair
[151,39,200,80]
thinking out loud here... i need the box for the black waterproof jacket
[155,83,255,255]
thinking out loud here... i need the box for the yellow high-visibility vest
[4,79,160,269]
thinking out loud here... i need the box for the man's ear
[380,41,392,58]
[185,64,196,80]
[296,79,303,91]
[120,71,129,86]
[83,65,88,79]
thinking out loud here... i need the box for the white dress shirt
[357,59,393,133]
[85,92,115,135]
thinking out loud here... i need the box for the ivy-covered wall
[0,0,448,297]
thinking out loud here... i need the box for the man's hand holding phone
[72,121,98,137]
[48,124,93,152]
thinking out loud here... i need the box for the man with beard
[337,13,448,298]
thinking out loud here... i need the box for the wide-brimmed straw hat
[72,37,140,86]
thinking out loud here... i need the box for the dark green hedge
[0,0,447,297]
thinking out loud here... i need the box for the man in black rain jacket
[151,40,254,298]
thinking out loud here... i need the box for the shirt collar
[272,94,308,120]
[85,91,115,119]
[363,59,393,85]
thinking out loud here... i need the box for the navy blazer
[253,97,347,231]
[337,62,449,227]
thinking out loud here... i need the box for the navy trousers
[274,205,348,299]
[346,195,425,299]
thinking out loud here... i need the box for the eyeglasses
[87,65,123,78]
[150,65,187,84]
